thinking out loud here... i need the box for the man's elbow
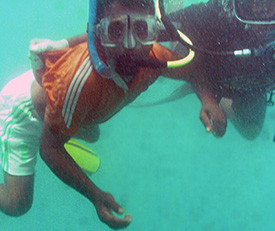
[39,144,50,164]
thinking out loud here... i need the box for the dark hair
[96,0,155,23]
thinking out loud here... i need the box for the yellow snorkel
[155,0,195,68]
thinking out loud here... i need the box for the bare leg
[0,171,34,216]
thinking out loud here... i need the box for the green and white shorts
[0,70,42,176]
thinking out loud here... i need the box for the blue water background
[1,0,275,230]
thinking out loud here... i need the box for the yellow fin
[64,139,100,175]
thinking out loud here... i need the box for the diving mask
[96,14,160,48]
[233,0,275,24]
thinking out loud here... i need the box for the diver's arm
[162,66,227,137]
[39,121,132,229]
[191,75,227,137]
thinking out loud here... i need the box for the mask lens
[133,20,148,40]
[108,21,124,42]
[98,15,158,47]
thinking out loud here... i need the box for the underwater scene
[1,0,275,230]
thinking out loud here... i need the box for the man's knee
[1,191,33,217]
[237,124,263,140]
[0,173,34,217]
[230,94,266,140]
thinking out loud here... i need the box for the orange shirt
[43,42,176,136]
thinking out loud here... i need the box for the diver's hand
[94,191,132,229]
[28,38,69,70]
[200,99,227,137]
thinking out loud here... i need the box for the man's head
[234,0,275,24]
[95,0,159,76]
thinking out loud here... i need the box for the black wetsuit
[169,0,275,137]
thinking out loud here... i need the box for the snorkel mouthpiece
[114,54,167,75]
[115,54,140,76]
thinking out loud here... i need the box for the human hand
[200,99,227,137]
[94,191,132,229]
[28,38,69,70]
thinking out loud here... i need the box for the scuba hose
[157,0,275,99]
[157,0,275,63]
[156,0,251,57]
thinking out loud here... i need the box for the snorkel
[87,0,112,79]
[155,0,195,68]
[88,0,131,90]
[87,0,195,81]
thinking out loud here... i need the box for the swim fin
[64,139,100,175]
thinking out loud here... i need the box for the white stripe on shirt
[62,56,93,128]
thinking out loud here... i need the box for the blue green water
[1,0,275,230]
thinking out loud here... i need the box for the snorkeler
[0,0,196,229]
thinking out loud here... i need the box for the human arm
[163,1,228,137]
[190,73,227,137]
[29,34,87,85]
[39,121,132,229]
[162,61,227,137]
[162,65,227,137]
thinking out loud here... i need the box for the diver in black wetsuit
[168,0,275,140]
